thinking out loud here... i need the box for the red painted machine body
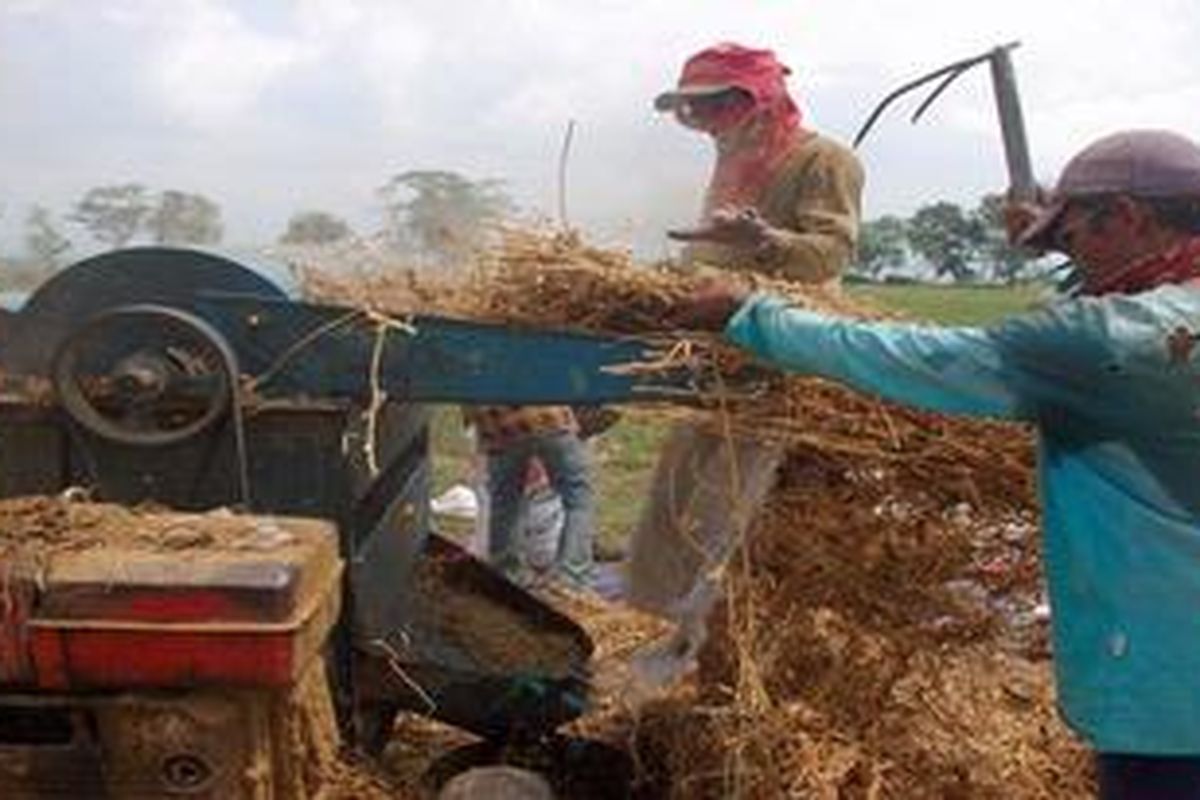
[1,507,341,692]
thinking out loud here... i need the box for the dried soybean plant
[302,227,1092,798]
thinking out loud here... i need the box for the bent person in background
[467,405,596,590]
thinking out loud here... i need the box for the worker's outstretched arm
[725,292,1123,422]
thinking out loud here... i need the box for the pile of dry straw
[302,230,1094,799]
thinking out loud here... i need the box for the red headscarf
[672,43,803,213]
[1081,236,1200,296]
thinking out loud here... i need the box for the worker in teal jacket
[675,129,1200,799]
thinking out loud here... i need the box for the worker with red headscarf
[627,43,863,679]
[654,41,863,282]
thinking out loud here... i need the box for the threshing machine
[0,247,713,798]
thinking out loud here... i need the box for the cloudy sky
[2,0,1197,258]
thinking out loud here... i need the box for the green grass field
[848,281,1051,325]
[431,281,1049,556]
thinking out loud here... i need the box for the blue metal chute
[6,245,710,407]
[195,295,700,406]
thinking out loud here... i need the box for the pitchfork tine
[852,42,1021,149]
[853,61,966,148]
[910,65,971,124]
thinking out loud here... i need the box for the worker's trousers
[1097,753,1200,799]
[486,431,595,587]
[626,421,783,660]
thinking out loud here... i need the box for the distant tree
[280,210,353,245]
[24,205,71,267]
[855,215,910,277]
[378,170,515,263]
[71,183,153,247]
[147,190,223,245]
[907,201,985,282]
[973,193,1030,283]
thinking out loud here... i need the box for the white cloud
[344,7,435,132]
[146,0,318,127]
[1,0,54,15]
[294,0,365,37]
[2,0,1199,252]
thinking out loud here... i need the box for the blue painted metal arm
[198,296,705,405]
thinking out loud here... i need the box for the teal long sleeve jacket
[727,288,1200,754]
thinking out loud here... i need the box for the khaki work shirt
[686,130,864,286]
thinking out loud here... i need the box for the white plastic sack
[430,484,479,519]
[522,486,565,571]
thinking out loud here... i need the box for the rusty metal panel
[0,574,34,685]
[0,421,65,498]
[0,700,104,799]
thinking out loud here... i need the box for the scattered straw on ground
[303,228,1091,798]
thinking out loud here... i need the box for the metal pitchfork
[854,41,1036,202]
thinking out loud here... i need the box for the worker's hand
[668,207,774,250]
[1004,185,1052,247]
[670,279,751,331]
[1004,202,1042,246]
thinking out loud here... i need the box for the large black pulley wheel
[51,304,239,447]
